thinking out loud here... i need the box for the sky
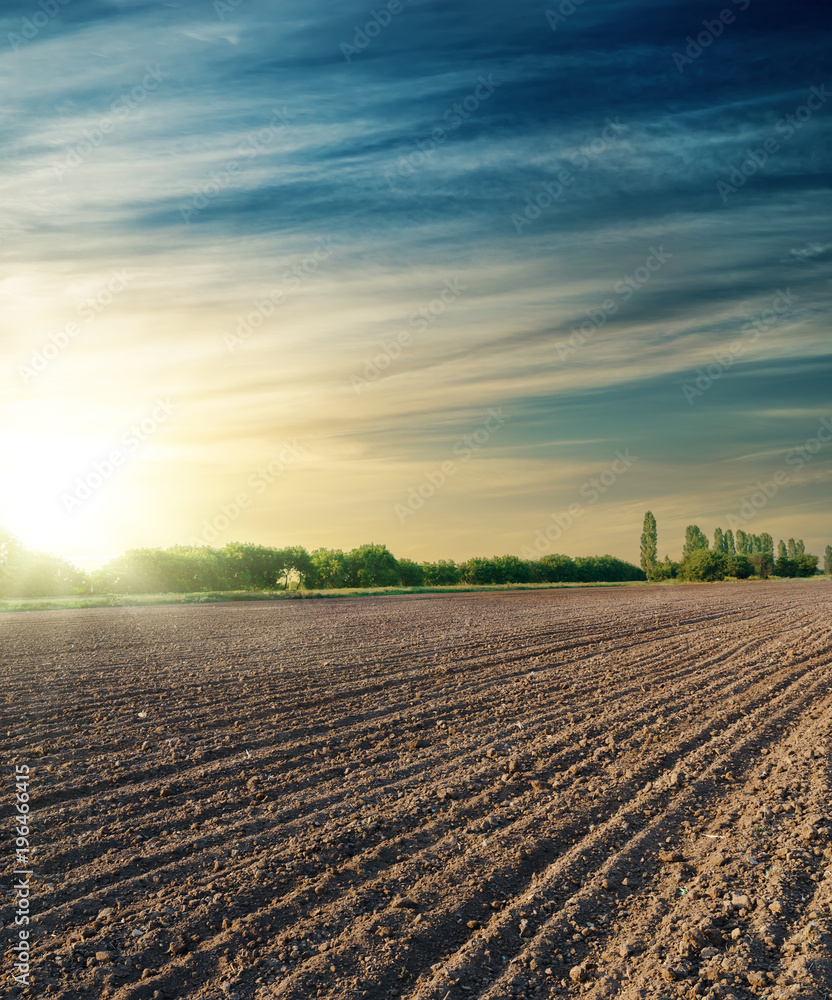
[1,0,830,569]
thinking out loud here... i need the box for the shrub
[727,555,752,579]
[678,549,726,582]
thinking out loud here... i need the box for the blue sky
[1,0,830,566]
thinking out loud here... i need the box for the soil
[1,580,831,1000]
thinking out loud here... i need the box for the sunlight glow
[0,428,115,555]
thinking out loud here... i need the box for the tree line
[0,529,644,598]
[3,519,828,599]
[639,513,829,582]
[90,545,645,594]
[0,530,89,599]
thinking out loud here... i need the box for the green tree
[825,545,832,575]
[223,543,294,589]
[747,553,773,579]
[683,525,709,558]
[787,538,797,559]
[421,560,460,585]
[306,548,350,588]
[795,554,818,576]
[678,549,726,582]
[0,528,92,598]
[346,543,400,587]
[774,552,796,577]
[532,554,576,583]
[778,539,787,560]
[96,545,239,593]
[727,555,752,579]
[459,557,498,585]
[795,538,805,556]
[653,554,678,580]
[640,511,658,580]
[724,528,736,556]
[396,558,425,586]
[735,529,750,556]
[281,546,312,589]
[776,551,818,578]
[713,526,725,554]
[0,528,23,595]
[574,555,645,582]
[492,555,532,584]
[760,533,774,557]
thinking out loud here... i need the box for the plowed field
[2,581,831,1000]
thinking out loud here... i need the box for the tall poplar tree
[683,524,709,558]
[640,511,658,581]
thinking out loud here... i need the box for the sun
[0,427,113,557]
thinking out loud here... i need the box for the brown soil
[2,581,831,1000]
